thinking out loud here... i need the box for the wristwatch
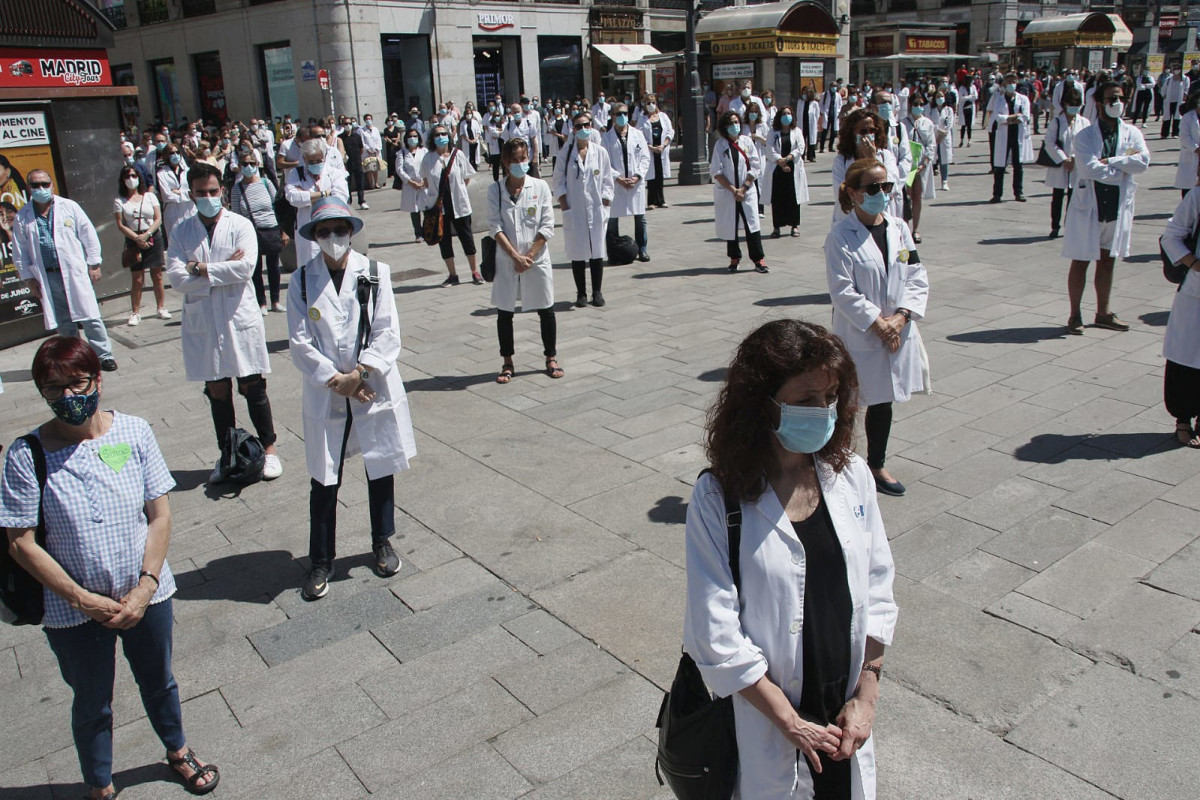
[187,261,200,276]
[897,308,912,322]
[358,366,371,382]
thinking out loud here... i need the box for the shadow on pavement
[173,549,300,604]
[1014,431,1172,463]
[648,495,688,525]
[947,327,1065,344]
[1123,252,1160,263]
[0,761,176,800]
[171,468,210,493]
[978,235,1052,246]
[404,373,505,392]
[0,369,31,383]
[698,367,728,382]
[266,339,288,353]
[754,293,830,307]
[1140,311,1170,327]
[633,267,722,279]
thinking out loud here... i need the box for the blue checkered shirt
[0,412,177,628]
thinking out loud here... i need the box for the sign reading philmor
[0,48,112,88]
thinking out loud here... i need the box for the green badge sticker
[98,443,131,473]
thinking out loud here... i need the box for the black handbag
[1160,208,1200,287]
[480,183,499,282]
[655,471,740,800]
[0,435,48,626]
[1036,117,1063,168]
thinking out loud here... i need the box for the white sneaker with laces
[127,312,140,326]
[262,454,283,480]
[359,203,370,210]
[156,307,172,320]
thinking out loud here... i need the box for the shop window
[193,51,227,124]
[539,37,584,102]
[97,0,127,29]
[137,0,170,25]
[258,43,299,121]
[113,63,140,129]
[180,0,215,17]
[382,34,435,117]
[149,58,181,126]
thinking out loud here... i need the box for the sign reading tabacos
[0,48,112,88]
[478,12,516,31]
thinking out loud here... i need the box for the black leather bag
[607,234,638,266]
[1036,117,1064,168]
[655,471,740,800]
[0,435,48,626]
[480,184,499,282]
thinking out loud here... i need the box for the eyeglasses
[573,121,592,129]
[861,181,895,196]
[40,375,96,401]
[29,181,51,189]
[314,226,352,239]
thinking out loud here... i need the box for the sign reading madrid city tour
[478,12,516,31]
[0,48,112,88]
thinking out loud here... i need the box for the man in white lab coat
[602,104,652,263]
[12,169,118,371]
[1161,67,1191,139]
[166,163,282,483]
[287,196,416,601]
[988,73,1033,203]
[1061,80,1150,335]
[818,79,844,153]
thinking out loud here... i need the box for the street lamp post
[678,0,710,185]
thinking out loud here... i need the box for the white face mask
[1105,100,1124,119]
[124,177,139,190]
[319,233,352,261]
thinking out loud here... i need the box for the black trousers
[309,405,395,567]
[960,106,974,140]
[572,258,603,295]
[1165,360,1200,422]
[1050,188,1072,232]
[1162,104,1182,138]
[649,153,666,206]
[992,133,1023,199]
[347,163,365,205]
[805,144,817,162]
[818,125,837,152]
[439,191,476,260]
[865,402,893,469]
[1155,91,1165,118]
[727,202,765,263]
[252,227,283,307]
[498,308,556,358]
[1132,90,1153,124]
[409,211,422,239]
[205,375,276,449]
[490,154,502,182]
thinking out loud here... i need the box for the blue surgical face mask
[194,195,222,217]
[615,114,628,127]
[748,112,758,121]
[1066,105,1082,115]
[169,154,181,166]
[306,161,325,176]
[155,142,166,152]
[48,388,99,426]
[780,114,793,126]
[575,128,591,141]
[727,123,741,137]
[911,106,926,118]
[858,189,889,215]
[772,399,837,454]
[241,164,258,178]
[31,187,52,204]
[508,161,529,178]
[434,135,449,147]
[877,103,893,120]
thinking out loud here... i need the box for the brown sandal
[167,748,219,795]
[1177,422,1200,449]
[545,358,564,379]
[496,363,514,384]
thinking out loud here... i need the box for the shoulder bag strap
[300,265,306,304]
[18,434,47,548]
[696,468,742,595]
[354,260,379,361]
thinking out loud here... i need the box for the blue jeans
[45,270,114,361]
[45,599,185,789]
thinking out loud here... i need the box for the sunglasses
[29,181,52,189]
[861,181,895,196]
[573,121,592,129]
[314,226,352,239]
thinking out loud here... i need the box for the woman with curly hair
[830,109,900,226]
[683,319,898,800]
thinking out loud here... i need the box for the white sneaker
[271,302,287,313]
[941,181,949,191]
[156,307,171,320]
[359,203,370,210]
[261,305,269,316]
[262,454,283,480]
[127,312,140,326]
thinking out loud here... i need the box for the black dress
[792,494,853,799]
[771,133,801,231]
[648,119,666,207]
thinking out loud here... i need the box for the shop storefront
[697,0,840,104]
[1019,13,1133,73]
[591,7,648,102]
[853,24,974,87]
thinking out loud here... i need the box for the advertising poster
[0,110,59,323]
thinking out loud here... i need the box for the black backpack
[216,427,265,485]
[655,470,740,799]
[607,234,638,266]
[0,435,48,626]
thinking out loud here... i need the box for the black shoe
[440,275,460,287]
[728,260,739,272]
[100,358,118,372]
[637,251,650,262]
[770,228,781,239]
[302,564,333,601]
[1014,195,1027,203]
[591,292,606,307]
[989,196,1002,204]
[575,293,587,308]
[372,541,401,577]
[1049,228,1060,239]
[754,261,769,274]
[873,475,906,497]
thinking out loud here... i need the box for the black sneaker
[754,261,770,274]
[440,275,461,288]
[575,293,587,308]
[372,541,400,577]
[302,564,333,601]
[989,196,1002,204]
[637,251,650,262]
[1014,195,1027,203]
[100,358,118,372]
[591,292,606,307]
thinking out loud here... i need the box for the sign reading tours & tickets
[0,110,57,322]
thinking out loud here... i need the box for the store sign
[301,60,317,82]
[478,12,516,32]
[590,9,642,30]
[711,36,836,58]
[713,62,754,80]
[800,62,823,78]
[1161,13,1178,41]
[1146,55,1165,74]
[0,48,111,88]
[863,36,894,57]
[1088,50,1103,71]
[905,36,950,55]
[0,108,54,323]
[0,112,50,148]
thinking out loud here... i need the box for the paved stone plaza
[2,134,1199,799]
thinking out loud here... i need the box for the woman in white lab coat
[394,131,427,243]
[285,138,350,269]
[488,138,561,383]
[421,124,480,287]
[286,195,417,601]
[1043,86,1090,239]
[155,144,193,244]
[1173,93,1200,198]
[831,110,900,227]
[552,111,613,307]
[683,318,897,800]
[746,102,771,217]
[762,107,809,239]
[457,104,483,168]
[901,92,938,243]
[638,94,674,208]
[1160,189,1200,449]
[711,110,767,273]
[798,88,822,162]
[826,158,929,497]
[933,89,955,191]
[956,76,978,147]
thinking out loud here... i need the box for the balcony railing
[137,0,169,25]
[100,3,128,29]
[180,0,216,17]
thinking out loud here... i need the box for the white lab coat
[825,211,929,406]
[989,91,1034,168]
[1165,74,1191,113]
[798,100,821,149]
[552,141,613,261]
[729,94,764,122]
[547,117,569,161]
[421,148,475,218]
[11,197,102,329]
[1082,87,1100,125]
[710,136,761,240]
[830,150,900,226]
[487,178,556,313]
[638,113,675,180]
[1042,113,1090,190]
[591,101,610,129]
[1175,111,1200,191]
[885,118,912,180]
[395,146,429,213]
[286,250,416,486]
[285,167,351,267]
[896,86,910,118]
[484,112,504,155]
[935,105,955,166]
[1060,119,1150,261]
[155,165,194,238]
[761,128,810,205]
[602,126,650,218]
[683,463,898,800]
[956,83,978,119]
[165,211,269,382]
[458,117,482,167]
[750,121,771,178]
[1160,189,1200,369]
[903,116,938,198]
[819,87,844,132]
